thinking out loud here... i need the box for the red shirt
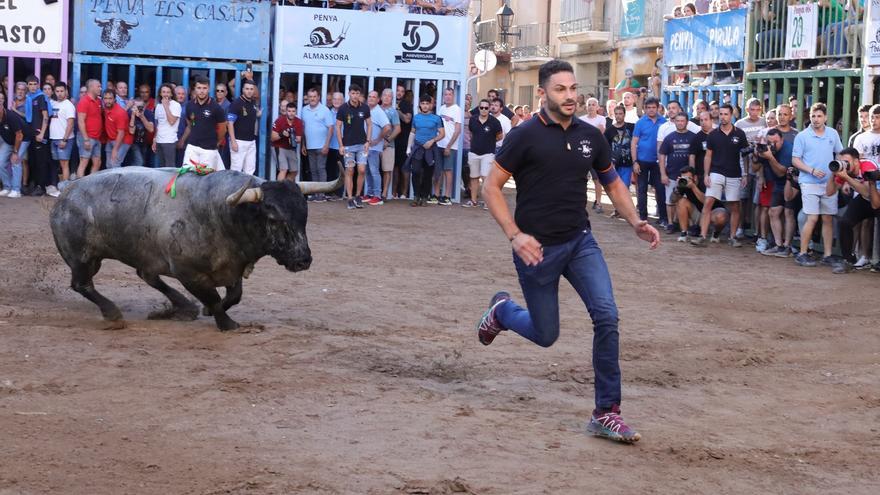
[272,116,303,149]
[76,93,103,139]
[104,103,134,145]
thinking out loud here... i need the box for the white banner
[274,8,468,76]
[785,3,818,60]
[0,0,65,55]
[867,0,880,65]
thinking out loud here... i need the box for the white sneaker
[710,235,721,244]
[46,185,61,198]
[756,238,768,252]
[0,189,10,197]
[699,75,714,87]
[735,227,744,239]
[7,190,21,198]
[677,233,688,242]
[854,256,870,269]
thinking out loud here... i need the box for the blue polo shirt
[301,103,334,151]
[633,114,666,162]
[793,125,843,185]
[369,104,390,152]
[329,107,340,150]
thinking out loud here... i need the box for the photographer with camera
[791,103,844,267]
[755,128,794,256]
[673,167,731,243]
[659,113,697,233]
[827,147,880,273]
[691,104,750,247]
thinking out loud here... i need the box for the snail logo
[395,21,444,65]
[305,23,350,49]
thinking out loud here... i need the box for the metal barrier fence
[750,0,863,70]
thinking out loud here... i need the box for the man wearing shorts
[335,84,372,210]
[692,104,749,247]
[380,88,401,202]
[434,87,462,206]
[791,102,843,266]
[478,60,660,444]
[673,166,732,243]
[464,99,502,208]
[271,104,303,182]
[756,128,794,256]
[365,90,391,204]
[49,82,75,184]
[76,79,103,179]
[181,76,227,170]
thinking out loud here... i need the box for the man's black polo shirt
[187,97,226,150]
[706,125,749,178]
[227,96,258,141]
[0,110,32,145]
[469,114,502,155]
[496,109,612,246]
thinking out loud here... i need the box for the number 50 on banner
[785,3,818,59]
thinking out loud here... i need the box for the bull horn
[226,180,263,206]
[123,18,140,27]
[297,162,344,196]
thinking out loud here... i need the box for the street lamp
[496,2,520,39]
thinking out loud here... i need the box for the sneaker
[755,238,768,252]
[462,200,476,208]
[367,196,383,205]
[729,238,743,248]
[677,232,688,242]
[587,405,641,443]
[6,190,21,199]
[735,227,744,239]
[854,256,870,269]
[795,253,817,267]
[773,246,793,258]
[832,261,853,274]
[699,75,714,87]
[354,196,364,208]
[789,245,799,257]
[691,236,707,247]
[830,58,850,69]
[716,75,737,85]
[410,198,421,207]
[595,204,604,214]
[31,186,45,197]
[46,185,60,198]
[664,223,677,235]
[871,263,880,273]
[347,199,356,210]
[426,195,439,205]
[315,193,327,202]
[0,189,9,197]
[820,255,841,266]
[438,196,452,206]
[477,291,510,346]
[710,234,721,244]
[760,245,784,256]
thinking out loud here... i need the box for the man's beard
[547,97,574,116]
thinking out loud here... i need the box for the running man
[479,60,660,443]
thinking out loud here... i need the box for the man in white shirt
[434,87,462,205]
[622,92,640,124]
[491,98,511,152]
[49,82,76,188]
[151,83,182,168]
[578,97,606,132]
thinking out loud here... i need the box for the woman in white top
[151,83,182,167]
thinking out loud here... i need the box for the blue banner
[620,0,645,39]
[663,9,747,66]
[74,0,271,61]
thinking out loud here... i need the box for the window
[517,85,534,107]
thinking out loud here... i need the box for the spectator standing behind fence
[336,84,372,210]
[464,99,503,208]
[271,103,303,183]
[791,103,843,267]
[405,94,444,207]
[434,88,462,206]
[659,113,696,234]
[227,80,260,175]
[848,104,871,147]
[49,83,75,185]
[490,99,512,153]
[328,92,345,198]
[0,105,29,198]
[128,98,155,168]
[394,84,414,199]
[181,76,227,171]
[380,88,402,202]
[152,84,181,168]
[215,83,232,169]
[102,89,133,170]
[604,104,635,214]
[632,97,668,227]
[756,128,794,256]
[24,75,50,197]
[366,90,391,205]
[735,98,767,240]
[174,85,190,167]
[76,79,103,178]
[301,87,335,201]
[692,104,749,247]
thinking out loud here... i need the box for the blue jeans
[366,149,382,197]
[128,143,149,167]
[636,161,667,222]
[495,229,622,409]
[0,140,23,192]
[105,143,131,168]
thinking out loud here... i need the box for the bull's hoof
[149,305,199,321]
[216,318,240,332]
[102,319,127,331]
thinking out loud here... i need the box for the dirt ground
[1,189,879,495]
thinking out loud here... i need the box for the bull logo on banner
[395,20,443,65]
[95,16,140,50]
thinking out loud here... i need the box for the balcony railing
[559,0,607,34]
[751,0,862,70]
[511,23,554,61]
[475,19,510,53]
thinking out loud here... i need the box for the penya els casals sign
[0,0,65,55]
[73,0,270,61]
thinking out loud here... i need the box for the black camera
[677,177,689,188]
[786,167,799,181]
[756,142,769,153]
[828,160,848,173]
[863,170,880,181]
[740,145,755,157]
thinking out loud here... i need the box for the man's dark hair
[307,87,319,95]
[644,96,660,107]
[673,112,688,120]
[487,89,499,97]
[419,94,432,103]
[766,128,783,138]
[160,83,174,95]
[242,79,256,88]
[479,98,490,106]
[810,102,827,115]
[681,166,697,175]
[349,83,362,94]
[54,82,68,91]
[858,104,872,113]
[667,100,681,109]
[538,59,574,89]
[870,104,880,116]
[25,74,39,84]
[103,89,116,98]
[493,97,506,107]
[193,75,209,86]
[720,103,734,113]
[840,147,860,159]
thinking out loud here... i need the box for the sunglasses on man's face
[479,106,489,110]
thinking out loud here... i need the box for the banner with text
[274,8,468,76]
[785,3,818,60]
[867,0,880,65]
[73,0,270,61]
[620,0,646,39]
[0,0,65,55]
[663,9,747,67]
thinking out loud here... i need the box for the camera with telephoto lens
[756,142,769,153]
[863,170,880,181]
[828,160,848,173]
[676,176,690,194]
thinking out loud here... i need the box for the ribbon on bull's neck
[165,160,215,198]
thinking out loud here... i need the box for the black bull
[50,167,341,330]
